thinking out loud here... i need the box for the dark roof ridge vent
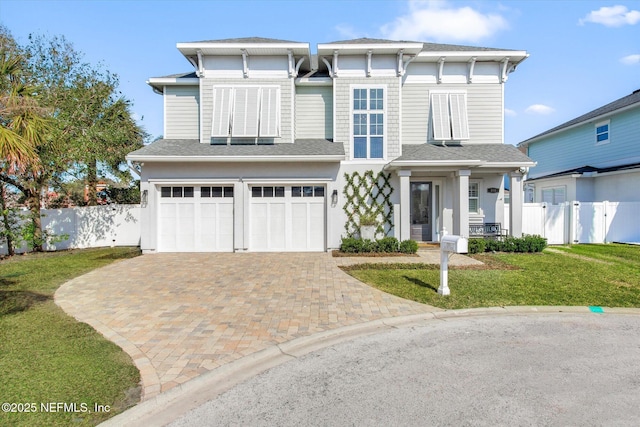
[633,88,640,95]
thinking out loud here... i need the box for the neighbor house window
[468,182,479,213]
[352,87,385,159]
[541,186,565,205]
[211,86,280,138]
[595,120,609,145]
[431,92,470,141]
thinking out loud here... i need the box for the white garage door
[250,185,325,251]
[158,185,234,252]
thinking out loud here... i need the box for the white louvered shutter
[450,93,470,140]
[259,87,280,137]
[232,87,260,137]
[211,87,233,137]
[431,93,451,140]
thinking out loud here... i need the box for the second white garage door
[250,185,325,251]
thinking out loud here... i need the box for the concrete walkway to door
[55,252,448,400]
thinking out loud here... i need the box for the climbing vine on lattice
[343,170,394,238]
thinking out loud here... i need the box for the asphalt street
[168,313,640,427]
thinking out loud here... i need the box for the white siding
[401,83,503,145]
[200,78,293,143]
[295,86,333,139]
[165,86,200,139]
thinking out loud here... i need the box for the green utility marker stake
[589,306,604,313]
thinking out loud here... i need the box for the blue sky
[1,0,639,145]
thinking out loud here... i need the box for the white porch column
[454,170,470,237]
[509,171,523,237]
[398,170,411,241]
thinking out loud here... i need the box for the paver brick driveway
[55,252,434,400]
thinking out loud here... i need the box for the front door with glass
[410,182,432,242]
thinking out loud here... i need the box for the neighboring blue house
[518,89,640,204]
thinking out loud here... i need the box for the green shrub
[377,236,400,253]
[484,238,502,252]
[521,234,547,252]
[399,239,419,254]
[340,237,363,253]
[362,239,379,253]
[467,238,486,254]
[469,235,547,254]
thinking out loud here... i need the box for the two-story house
[127,37,534,253]
[518,89,640,205]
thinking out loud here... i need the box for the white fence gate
[0,205,141,255]
[506,201,640,245]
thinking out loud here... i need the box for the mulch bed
[332,250,419,258]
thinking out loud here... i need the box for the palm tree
[0,48,50,253]
[0,48,48,170]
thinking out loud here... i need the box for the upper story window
[211,86,280,138]
[595,120,610,145]
[352,87,385,159]
[431,92,469,141]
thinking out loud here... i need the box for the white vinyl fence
[0,205,140,255]
[506,201,640,245]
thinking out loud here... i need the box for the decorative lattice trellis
[343,170,394,238]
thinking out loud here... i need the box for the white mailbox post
[439,234,468,296]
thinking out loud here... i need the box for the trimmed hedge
[340,237,418,254]
[468,235,547,254]
[399,239,419,254]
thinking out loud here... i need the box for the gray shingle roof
[421,42,515,52]
[519,89,640,146]
[326,38,517,52]
[394,143,534,163]
[127,139,344,159]
[150,71,197,79]
[183,37,302,44]
[527,162,640,181]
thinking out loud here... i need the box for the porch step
[417,242,440,249]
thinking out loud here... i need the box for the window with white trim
[468,182,479,213]
[595,120,609,145]
[431,92,469,141]
[352,87,385,159]
[541,186,565,205]
[211,86,280,138]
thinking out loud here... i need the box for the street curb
[100,306,640,427]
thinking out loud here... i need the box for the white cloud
[620,54,640,65]
[504,108,517,117]
[579,5,640,27]
[334,24,364,40]
[525,104,555,115]
[380,0,509,43]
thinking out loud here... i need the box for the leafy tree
[0,28,52,251]
[0,29,145,251]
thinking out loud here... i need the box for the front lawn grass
[343,244,640,310]
[0,247,141,427]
